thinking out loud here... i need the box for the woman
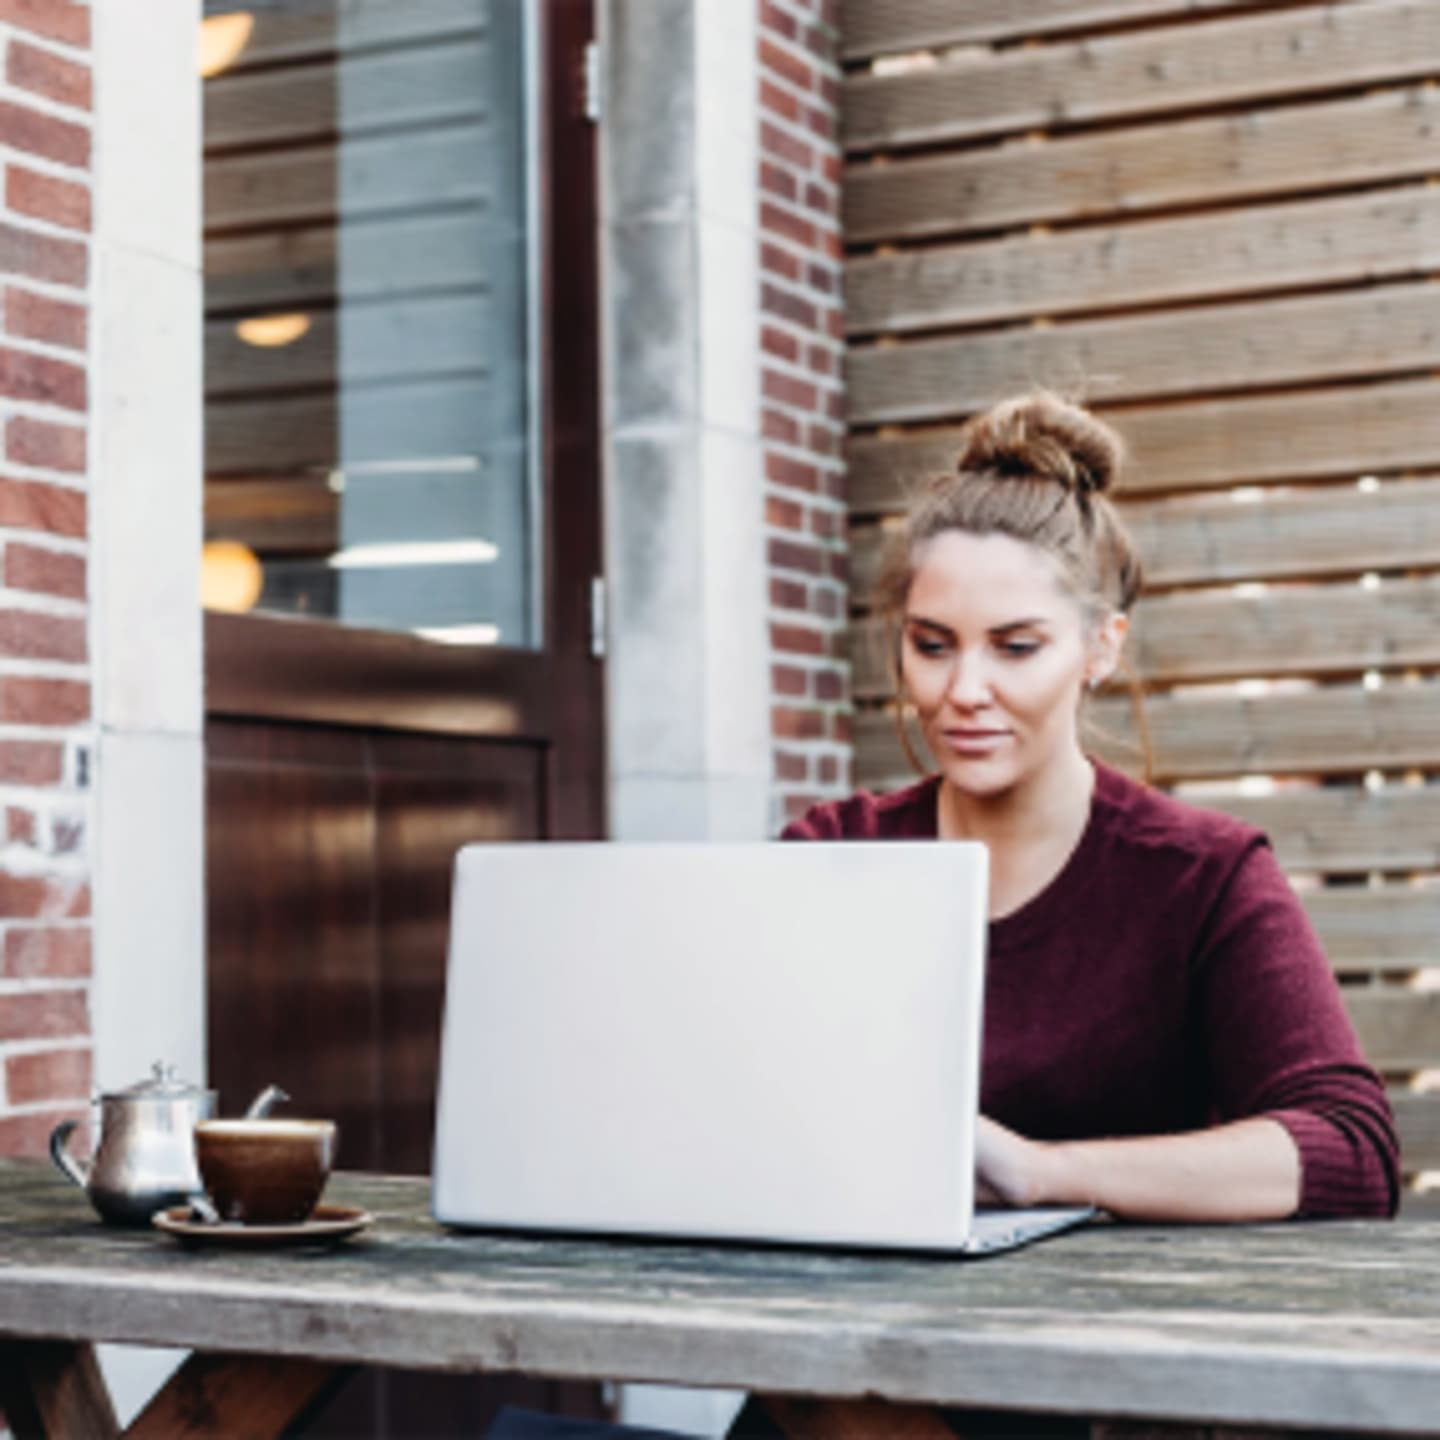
[784,392,1398,1222]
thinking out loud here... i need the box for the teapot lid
[103,1061,211,1101]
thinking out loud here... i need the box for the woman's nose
[946,653,992,707]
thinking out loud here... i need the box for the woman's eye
[908,634,948,657]
[997,640,1040,658]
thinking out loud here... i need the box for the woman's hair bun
[956,391,1124,497]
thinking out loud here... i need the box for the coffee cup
[194,1118,337,1224]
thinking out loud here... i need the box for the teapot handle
[49,1119,89,1191]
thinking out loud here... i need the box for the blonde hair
[875,391,1150,776]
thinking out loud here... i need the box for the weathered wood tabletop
[0,1161,1437,1437]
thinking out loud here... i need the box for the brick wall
[758,0,850,831]
[0,0,93,1154]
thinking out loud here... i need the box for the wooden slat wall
[840,0,1440,1192]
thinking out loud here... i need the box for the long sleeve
[1192,839,1400,1218]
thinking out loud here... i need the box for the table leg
[122,1352,353,1439]
[0,1339,120,1440]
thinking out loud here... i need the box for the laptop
[431,842,1093,1255]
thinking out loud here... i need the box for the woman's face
[900,530,1122,799]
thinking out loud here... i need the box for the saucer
[152,1203,373,1247]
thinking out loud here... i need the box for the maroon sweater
[783,762,1399,1218]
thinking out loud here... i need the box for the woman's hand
[974,1114,1068,1209]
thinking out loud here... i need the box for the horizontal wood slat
[840,0,1258,59]
[849,477,1440,595]
[844,86,1440,243]
[847,280,1440,426]
[1128,477,1440,588]
[854,682,1440,786]
[845,0,1438,152]
[205,125,491,232]
[1392,1092,1440,1171]
[1305,889,1440,972]
[847,185,1440,336]
[204,40,488,151]
[205,211,486,313]
[849,574,1440,693]
[847,382,1440,513]
[208,0,485,70]
[1346,991,1440,1072]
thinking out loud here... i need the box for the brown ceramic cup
[194,1118,337,1225]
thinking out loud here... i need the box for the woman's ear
[1087,610,1129,688]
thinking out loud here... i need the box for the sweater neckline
[920,761,1119,952]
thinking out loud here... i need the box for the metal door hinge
[589,575,607,659]
[583,40,602,122]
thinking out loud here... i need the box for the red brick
[6,541,85,599]
[814,585,842,619]
[823,470,847,502]
[769,537,825,575]
[760,200,815,248]
[772,664,808,697]
[5,287,85,351]
[763,408,801,445]
[825,390,846,422]
[763,369,817,411]
[0,677,87,726]
[817,72,841,108]
[827,550,849,582]
[822,152,842,185]
[760,1,797,40]
[830,712,854,743]
[823,229,844,261]
[766,494,804,530]
[0,0,91,47]
[760,38,813,93]
[806,105,833,142]
[771,622,826,657]
[4,924,90,978]
[761,121,812,170]
[6,806,34,843]
[6,415,84,472]
[759,78,800,122]
[770,579,807,611]
[0,1106,87,1159]
[761,324,799,363]
[0,346,85,411]
[762,282,817,330]
[810,507,842,540]
[774,750,808,782]
[7,38,91,109]
[827,311,846,346]
[0,477,85,538]
[773,705,825,740]
[0,739,62,784]
[818,754,840,786]
[807,263,836,294]
[807,422,841,457]
[759,160,797,202]
[5,168,92,235]
[766,453,819,492]
[804,181,834,216]
[7,1045,90,1105]
[815,669,846,702]
[760,242,801,282]
[0,608,86,662]
[0,984,87,1041]
[0,100,89,168]
[807,344,837,377]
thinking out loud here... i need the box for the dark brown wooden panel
[845,1,1438,152]
[848,280,1440,426]
[847,185,1440,336]
[848,381,1440,511]
[844,86,1440,243]
[841,0,1263,59]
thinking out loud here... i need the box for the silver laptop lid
[432,841,988,1250]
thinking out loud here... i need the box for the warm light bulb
[201,540,264,613]
[200,13,255,79]
[235,313,311,348]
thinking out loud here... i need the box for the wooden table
[0,1162,1436,1439]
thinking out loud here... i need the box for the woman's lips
[940,728,1010,754]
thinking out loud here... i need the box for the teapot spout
[49,1119,89,1191]
[243,1084,290,1119]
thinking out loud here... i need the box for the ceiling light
[236,313,311,348]
[200,13,255,79]
[201,540,263,613]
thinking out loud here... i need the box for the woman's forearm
[1039,1117,1302,1223]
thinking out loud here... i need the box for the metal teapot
[49,1063,288,1226]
